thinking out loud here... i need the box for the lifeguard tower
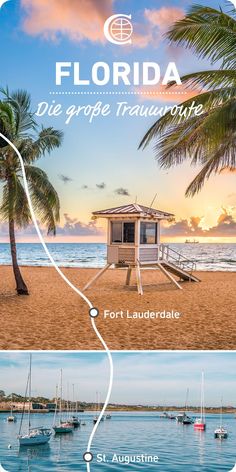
[84,203,199,295]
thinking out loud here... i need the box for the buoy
[7,445,11,449]
[229,465,236,472]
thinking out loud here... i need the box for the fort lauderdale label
[103,310,181,320]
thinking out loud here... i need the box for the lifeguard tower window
[111,222,135,243]
[140,222,157,244]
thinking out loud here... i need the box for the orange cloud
[21,0,113,42]
[135,84,202,103]
[20,2,185,49]
[144,7,184,31]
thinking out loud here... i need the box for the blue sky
[1,352,236,407]
[1,0,236,242]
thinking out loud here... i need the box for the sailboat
[194,372,206,431]
[53,370,73,434]
[18,355,52,446]
[93,391,100,424]
[69,385,80,427]
[182,388,193,425]
[7,395,17,422]
[214,398,228,439]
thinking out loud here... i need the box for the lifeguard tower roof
[93,203,174,219]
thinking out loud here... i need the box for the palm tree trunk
[8,218,29,295]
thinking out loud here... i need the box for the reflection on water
[0,243,235,271]
[0,412,235,471]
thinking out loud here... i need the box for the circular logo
[110,17,133,43]
[104,14,133,45]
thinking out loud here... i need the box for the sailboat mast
[185,388,189,412]
[201,371,205,422]
[28,354,32,434]
[53,384,58,427]
[60,369,62,418]
[220,397,223,429]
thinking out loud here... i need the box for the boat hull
[7,416,16,423]
[214,428,228,439]
[19,434,51,446]
[53,426,73,434]
[194,423,206,431]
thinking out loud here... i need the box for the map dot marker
[83,451,93,463]
[89,307,99,318]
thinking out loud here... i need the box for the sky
[0,0,236,243]
[1,351,236,407]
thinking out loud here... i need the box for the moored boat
[53,370,73,434]
[53,423,73,434]
[194,372,206,431]
[7,395,17,423]
[182,388,193,424]
[214,399,228,439]
[214,427,228,439]
[19,427,52,446]
[18,355,52,446]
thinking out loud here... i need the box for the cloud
[20,2,185,51]
[20,0,113,42]
[162,208,236,238]
[57,213,104,236]
[96,182,106,190]
[81,185,88,190]
[58,174,73,184]
[144,7,184,32]
[114,187,130,196]
[0,214,104,238]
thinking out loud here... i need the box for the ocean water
[0,411,235,471]
[0,243,235,271]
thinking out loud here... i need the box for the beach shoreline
[1,266,236,350]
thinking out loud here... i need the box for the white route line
[0,132,114,469]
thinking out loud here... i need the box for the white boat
[214,399,228,439]
[214,427,228,439]
[70,415,80,427]
[7,415,16,423]
[106,414,112,419]
[7,395,17,423]
[194,372,206,431]
[19,427,52,446]
[182,388,193,424]
[18,355,52,446]
[53,370,73,434]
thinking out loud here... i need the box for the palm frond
[167,69,236,90]
[166,5,236,69]
[25,165,60,234]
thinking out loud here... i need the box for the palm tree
[0,88,63,294]
[139,4,236,196]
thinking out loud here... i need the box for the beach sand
[0,266,235,350]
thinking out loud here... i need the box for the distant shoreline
[0,406,235,414]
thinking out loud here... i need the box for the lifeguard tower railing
[159,244,196,274]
